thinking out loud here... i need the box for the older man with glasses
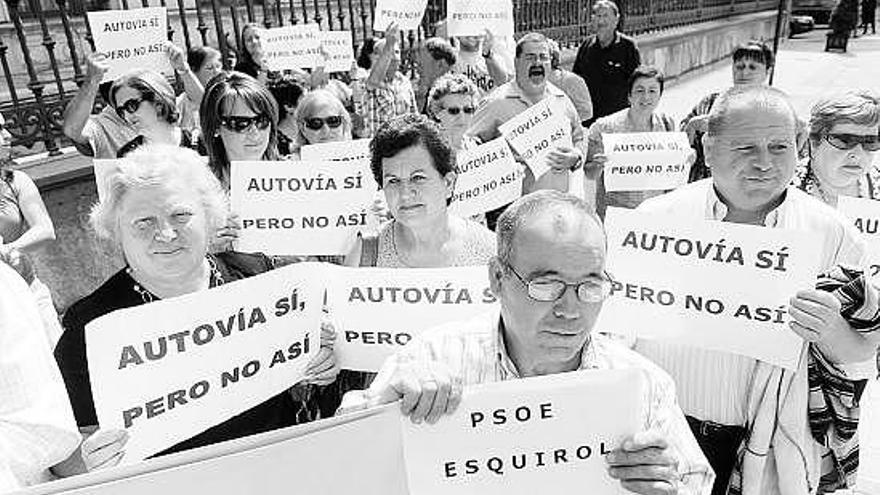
[340,190,714,495]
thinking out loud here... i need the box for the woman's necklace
[128,255,224,303]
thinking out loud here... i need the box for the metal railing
[1,0,776,157]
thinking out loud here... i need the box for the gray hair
[809,89,880,144]
[707,86,798,137]
[426,73,480,121]
[495,190,604,268]
[592,0,620,16]
[293,89,353,153]
[90,144,228,246]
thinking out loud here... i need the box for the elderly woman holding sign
[585,65,684,218]
[52,145,337,475]
[289,89,354,159]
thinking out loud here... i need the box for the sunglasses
[825,133,880,152]
[444,106,475,116]
[219,115,271,133]
[303,115,344,131]
[116,97,148,118]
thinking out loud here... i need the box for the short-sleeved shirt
[548,68,593,125]
[355,72,417,139]
[375,218,495,268]
[75,106,138,159]
[572,33,641,124]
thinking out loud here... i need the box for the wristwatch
[569,150,584,171]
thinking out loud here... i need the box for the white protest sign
[602,132,691,192]
[300,138,372,163]
[597,207,822,370]
[262,24,321,71]
[86,262,325,462]
[327,266,497,371]
[403,369,642,495]
[318,31,355,73]
[230,160,376,255]
[88,7,173,83]
[499,98,572,178]
[837,195,880,279]
[446,0,515,37]
[449,138,522,217]
[373,0,428,31]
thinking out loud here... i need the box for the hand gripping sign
[87,7,173,82]
[499,98,572,178]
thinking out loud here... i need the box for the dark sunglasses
[825,133,880,152]
[303,115,344,131]
[116,97,148,118]
[219,115,271,133]
[444,106,475,116]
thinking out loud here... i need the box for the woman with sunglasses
[794,89,880,205]
[289,89,352,159]
[426,73,479,151]
[110,69,200,158]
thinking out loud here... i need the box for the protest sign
[87,7,172,82]
[446,0,515,37]
[597,207,822,370]
[230,160,376,255]
[86,262,326,462]
[449,137,522,217]
[403,369,642,495]
[262,24,321,71]
[499,98,572,178]
[372,0,429,31]
[300,138,372,163]
[602,132,691,192]
[837,195,880,279]
[327,266,497,371]
[318,30,355,73]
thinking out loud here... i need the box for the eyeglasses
[520,53,551,63]
[116,97,148,118]
[219,115,271,133]
[504,262,613,303]
[824,134,880,152]
[303,115,344,131]
[444,106,476,116]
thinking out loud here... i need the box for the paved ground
[657,27,880,494]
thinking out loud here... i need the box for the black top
[572,33,641,125]
[56,252,316,458]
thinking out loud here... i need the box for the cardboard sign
[446,0,515,37]
[87,7,173,82]
[499,98,572,178]
[230,160,377,255]
[373,0,429,31]
[449,138,522,217]
[597,207,822,370]
[318,30,355,73]
[299,139,372,163]
[327,266,497,371]
[602,132,691,192]
[262,24,321,71]
[86,263,325,461]
[837,195,880,279]
[403,370,643,495]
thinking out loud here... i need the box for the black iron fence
[1,0,776,157]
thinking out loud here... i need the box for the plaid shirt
[354,72,417,139]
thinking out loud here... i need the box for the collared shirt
[572,32,641,123]
[354,71,417,139]
[0,263,80,490]
[349,307,715,495]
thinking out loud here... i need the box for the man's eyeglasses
[219,115,271,133]
[303,115,344,131]
[824,133,880,152]
[116,97,149,118]
[444,106,476,116]
[505,262,613,303]
[520,53,551,63]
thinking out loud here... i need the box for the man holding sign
[341,191,714,495]
[633,87,877,494]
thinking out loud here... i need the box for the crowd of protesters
[0,0,879,494]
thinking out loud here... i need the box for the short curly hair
[809,89,880,144]
[369,114,454,187]
[426,73,479,121]
[110,69,179,124]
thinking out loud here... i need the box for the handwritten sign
[86,263,325,461]
[499,98,572,178]
[446,0,515,37]
[230,160,377,255]
[300,138,372,163]
[373,0,429,31]
[597,207,822,370]
[602,132,691,192]
[837,195,880,279]
[403,370,642,495]
[327,266,497,371]
[449,138,522,217]
[318,30,355,73]
[262,24,321,71]
[87,7,173,82]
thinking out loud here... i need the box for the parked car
[791,15,816,35]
